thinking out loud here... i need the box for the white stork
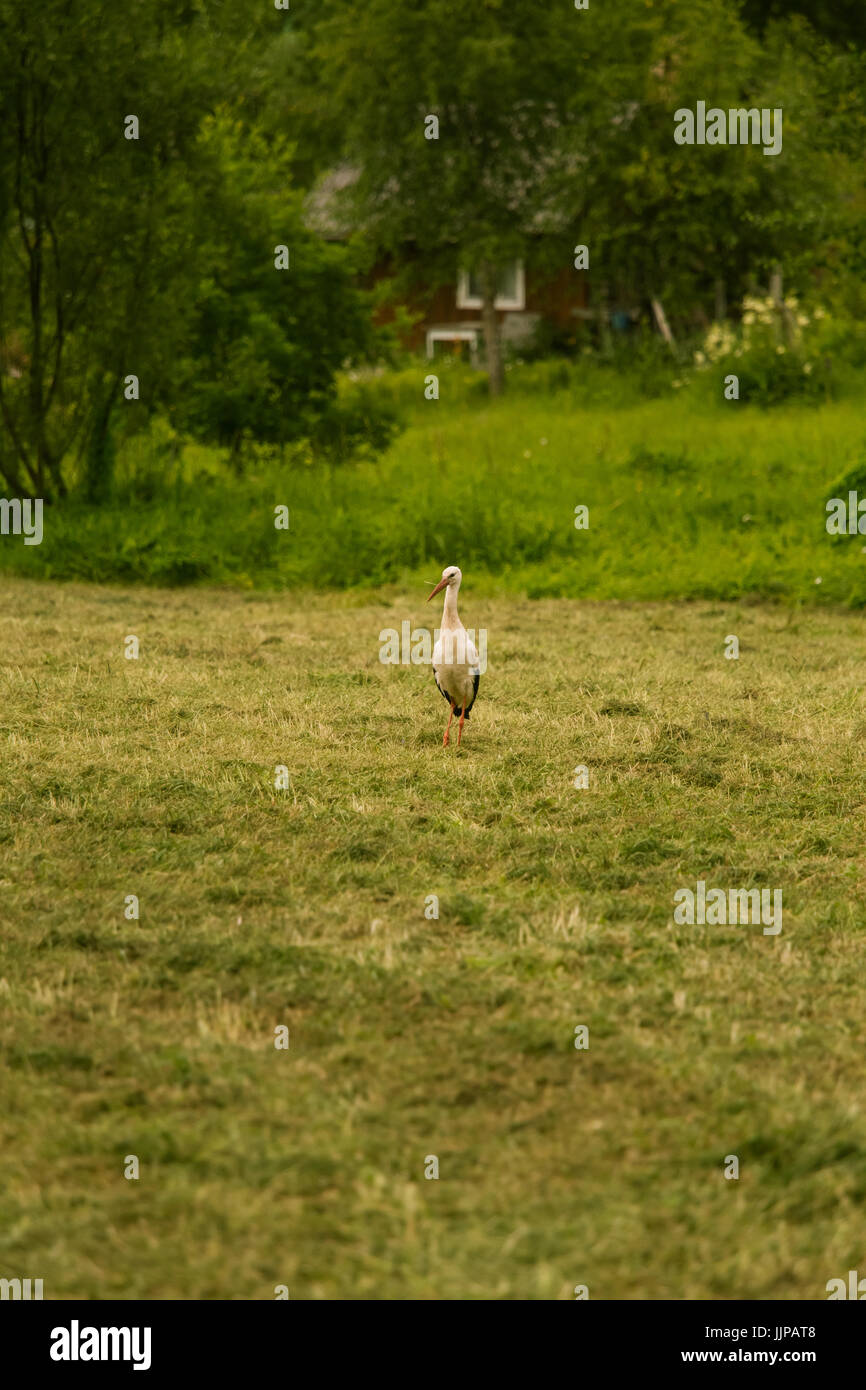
[427,565,481,747]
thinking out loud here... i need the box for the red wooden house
[305,168,589,362]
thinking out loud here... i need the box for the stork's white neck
[441,583,461,624]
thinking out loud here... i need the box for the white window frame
[426,327,480,362]
[456,262,525,311]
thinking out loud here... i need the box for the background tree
[0,0,254,498]
[306,0,595,396]
[576,0,855,334]
[739,0,866,49]
[163,114,374,462]
[301,0,865,371]
[0,0,373,500]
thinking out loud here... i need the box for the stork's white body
[432,609,479,714]
[427,566,480,747]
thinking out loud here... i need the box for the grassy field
[4,369,866,606]
[2,575,865,1299]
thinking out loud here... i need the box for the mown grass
[4,366,866,604]
[2,576,865,1299]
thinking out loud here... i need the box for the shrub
[309,378,404,463]
[691,295,833,405]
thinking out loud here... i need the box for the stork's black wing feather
[434,672,450,705]
[465,672,480,716]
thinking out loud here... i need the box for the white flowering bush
[689,294,831,404]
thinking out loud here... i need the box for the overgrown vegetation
[0,1,377,500]
[3,362,866,604]
[1,0,864,477]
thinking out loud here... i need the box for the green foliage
[306,0,602,391]
[165,115,376,458]
[576,1,864,328]
[828,455,866,496]
[741,0,866,49]
[309,377,404,463]
[311,0,583,258]
[0,2,383,498]
[0,0,252,498]
[687,296,836,404]
[1,0,864,488]
[301,0,865,375]
[719,347,831,405]
[6,371,866,606]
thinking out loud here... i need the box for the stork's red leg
[443,702,455,746]
[457,703,466,748]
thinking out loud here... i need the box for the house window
[457,261,525,311]
[426,327,480,362]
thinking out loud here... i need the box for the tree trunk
[598,282,612,354]
[84,395,117,504]
[479,262,504,397]
[714,277,727,322]
[770,264,795,345]
[651,295,676,352]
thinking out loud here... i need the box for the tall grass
[3,362,866,604]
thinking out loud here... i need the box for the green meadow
[3,0,865,1311]
[4,366,866,606]
[3,369,866,1300]
[1,577,865,1299]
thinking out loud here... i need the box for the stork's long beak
[427,577,449,601]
